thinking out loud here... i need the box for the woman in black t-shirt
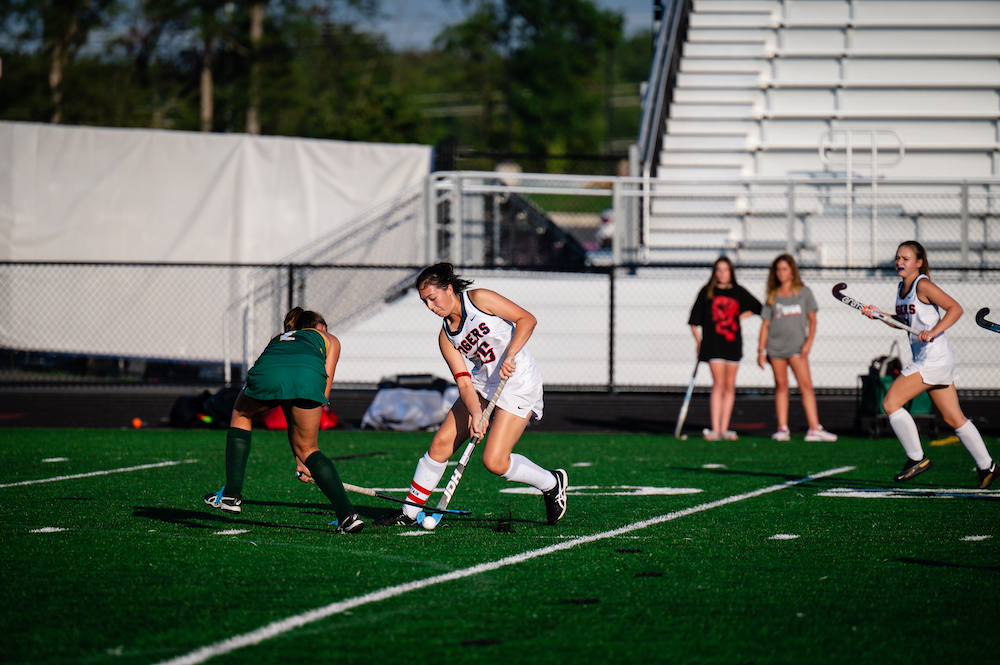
[688,257,762,440]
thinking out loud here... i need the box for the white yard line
[0,460,198,488]
[819,486,1000,498]
[157,465,854,665]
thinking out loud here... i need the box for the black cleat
[373,510,417,526]
[543,469,568,525]
[976,461,998,489]
[335,512,365,534]
[893,457,932,482]
[204,487,242,514]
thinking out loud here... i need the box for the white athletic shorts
[902,362,959,387]
[478,375,544,421]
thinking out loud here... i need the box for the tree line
[0,0,652,172]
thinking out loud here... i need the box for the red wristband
[454,371,471,380]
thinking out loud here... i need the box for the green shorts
[244,361,328,405]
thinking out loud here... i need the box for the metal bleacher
[637,0,1000,267]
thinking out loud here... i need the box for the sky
[357,0,656,51]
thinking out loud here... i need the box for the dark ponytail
[415,263,474,293]
[283,307,327,332]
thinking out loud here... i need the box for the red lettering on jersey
[455,322,495,361]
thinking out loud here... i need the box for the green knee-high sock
[304,451,354,520]
[225,427,252,496]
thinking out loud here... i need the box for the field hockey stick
[976,308,1000,334]
[341,483,471,515]
[674,359,699,440]
[418,367,512,530]
[831,283,929,339]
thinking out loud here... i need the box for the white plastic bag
[361,386,459,431]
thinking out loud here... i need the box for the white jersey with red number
[443,290,544,420]
[895,274,957,369]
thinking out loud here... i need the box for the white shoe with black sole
[204,487,242,514]
[335,512,365,534]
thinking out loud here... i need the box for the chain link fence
[3,262,998,394]
[0,262,257,384]
[4,172,998,392]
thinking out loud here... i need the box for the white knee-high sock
[888,409,924,461]
[955,419,993,470]
[402,453,447,519]
[502,453,556,491]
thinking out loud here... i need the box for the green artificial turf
[1,428,997,664]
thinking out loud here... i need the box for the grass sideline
[1,428,998,665]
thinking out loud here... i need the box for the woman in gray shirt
[757,254,837,442]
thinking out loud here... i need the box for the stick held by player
[203,307,365,533]
[374,263,568,527]
[976,308,1000,334]
[866,241,996,489]
[687,257,762,441]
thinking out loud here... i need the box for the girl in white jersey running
[865,241,996,489]
[374,263,568,526]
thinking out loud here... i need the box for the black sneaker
[542,469,568,525]
[893,457,932,482]
[204,487,242,514]
[373,510,417,526]
[976,461,998,489]
[335,512,365,534]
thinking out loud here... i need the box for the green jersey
[244,328,330,404]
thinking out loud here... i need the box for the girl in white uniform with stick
[866,241,996,488]
[375,263,568,526]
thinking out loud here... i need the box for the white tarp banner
[0,121,431,262]
[0,122,430,363]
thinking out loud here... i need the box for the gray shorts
[765,340,805,360]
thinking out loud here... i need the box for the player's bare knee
[427,438,453,463]
[882,396,903,414]
[481,453,508,476]
[293,441,318,460]
[230,412,252,429]
[941,413,967,430]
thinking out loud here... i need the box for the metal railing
[428,171,1000,269]
[3,170,999,393]
[636,0,690,180]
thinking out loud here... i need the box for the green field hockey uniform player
[204,306,364,533]
[244,327,330,404]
